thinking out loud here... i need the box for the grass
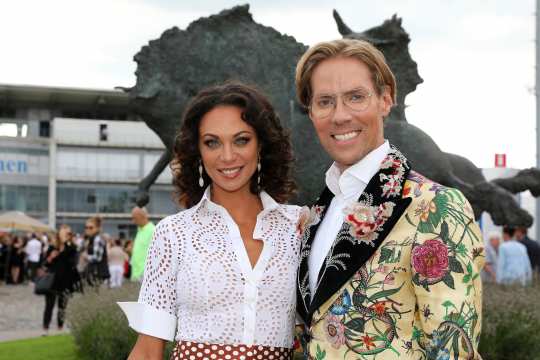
[0,334,79,360]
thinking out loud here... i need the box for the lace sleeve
[138,217,179,315]
[118,216,180,341]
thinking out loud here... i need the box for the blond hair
[295,38,397,108]
[52,224,72,248]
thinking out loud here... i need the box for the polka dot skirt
[171,341,293,360]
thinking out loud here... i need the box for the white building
[0,84,178,237]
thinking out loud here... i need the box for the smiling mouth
[218,166,243,178]
[332,130,361,142]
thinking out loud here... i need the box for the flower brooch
[343,201,395,246]
[297,205,325,236]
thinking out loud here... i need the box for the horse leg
[135,149,173,207]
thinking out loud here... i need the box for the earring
[257,157,262,186]
[198,161,204,188]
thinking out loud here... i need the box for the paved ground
[0,283,69,342]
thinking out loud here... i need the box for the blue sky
[0,0,536,169]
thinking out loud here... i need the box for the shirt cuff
[117,302,176,341]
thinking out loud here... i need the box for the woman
[119,82,300,360]
[9,236,25,284]
[108,238,129,288]
[82,216,110,285]
[42,224,82,331]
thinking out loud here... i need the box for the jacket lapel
[296,187,333,323]
[307,146,412,325]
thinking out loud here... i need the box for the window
[99,123,108,141]
[0,185,48,212]
[39,121,50,138]
[0,123,17,137]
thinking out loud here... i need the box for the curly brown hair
[171,82,297,208]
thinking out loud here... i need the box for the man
[130,207,155,281]
[294,39,484,359]
[24,233,42,282]
[481,231,500,282]
[514,226,540,273]
[497,226,532,285]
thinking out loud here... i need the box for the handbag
[34,272,55,295]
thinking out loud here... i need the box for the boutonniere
[297,205,325,236]
[343,201,395,246]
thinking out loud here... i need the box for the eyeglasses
[309,87,373,119]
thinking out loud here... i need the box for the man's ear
[380,86,393,117]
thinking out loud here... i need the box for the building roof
[0,83,129,108]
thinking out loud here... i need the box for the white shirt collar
[325,140,390,200]
[194,186,295,222]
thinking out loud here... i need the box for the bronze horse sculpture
[125,5,535,227]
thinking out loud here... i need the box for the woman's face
[84,220,99,237]
[59,226,72,243]
[198,105,259,195]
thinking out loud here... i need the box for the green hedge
[66,283,173,360]
[479,279,540,360]
[67,279,540,360]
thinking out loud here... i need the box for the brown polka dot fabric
[170,341,293,360]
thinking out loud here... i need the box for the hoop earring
[198,161,204,188]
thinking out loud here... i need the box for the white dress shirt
[308,141,390,295]
[25,238,42,263]
[119,187,301,347]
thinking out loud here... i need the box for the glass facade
[56,148,172,183]
[0,185,48,212]
[57,148,140,182]
[56,185,178,215]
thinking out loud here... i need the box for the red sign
[494,154,506,168]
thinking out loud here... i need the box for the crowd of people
[0,207,155,333]
[483,226,540,285]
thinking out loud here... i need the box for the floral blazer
[296,146,484,360]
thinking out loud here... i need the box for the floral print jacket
[296,146,484,360]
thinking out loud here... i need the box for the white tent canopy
[0,211,54,233]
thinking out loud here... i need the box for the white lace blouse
[119,188,301,348]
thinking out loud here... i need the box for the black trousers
[27,261,39,281]
[43,291,68,329]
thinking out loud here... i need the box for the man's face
[131,212,144,227]
[489,236,500,249]
[308,56,392,171]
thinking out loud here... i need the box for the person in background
[108,238,129,288]
[42,224,82,333]
[123,239,133,279]
[497,226,532,286]
[129,207,155,282]
[482,231,500,282]
[81,216,110,286]
[25,233,43,283]
[9,236,25,284]
[73,233,84,252]
[40,233,49,254]
[514,226,540,274]
[0,235,9,283]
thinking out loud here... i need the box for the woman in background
[42,224,82,332]
[82,216,110,285]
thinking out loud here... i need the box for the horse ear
[391,14,402,26]
[333,9,353,36]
